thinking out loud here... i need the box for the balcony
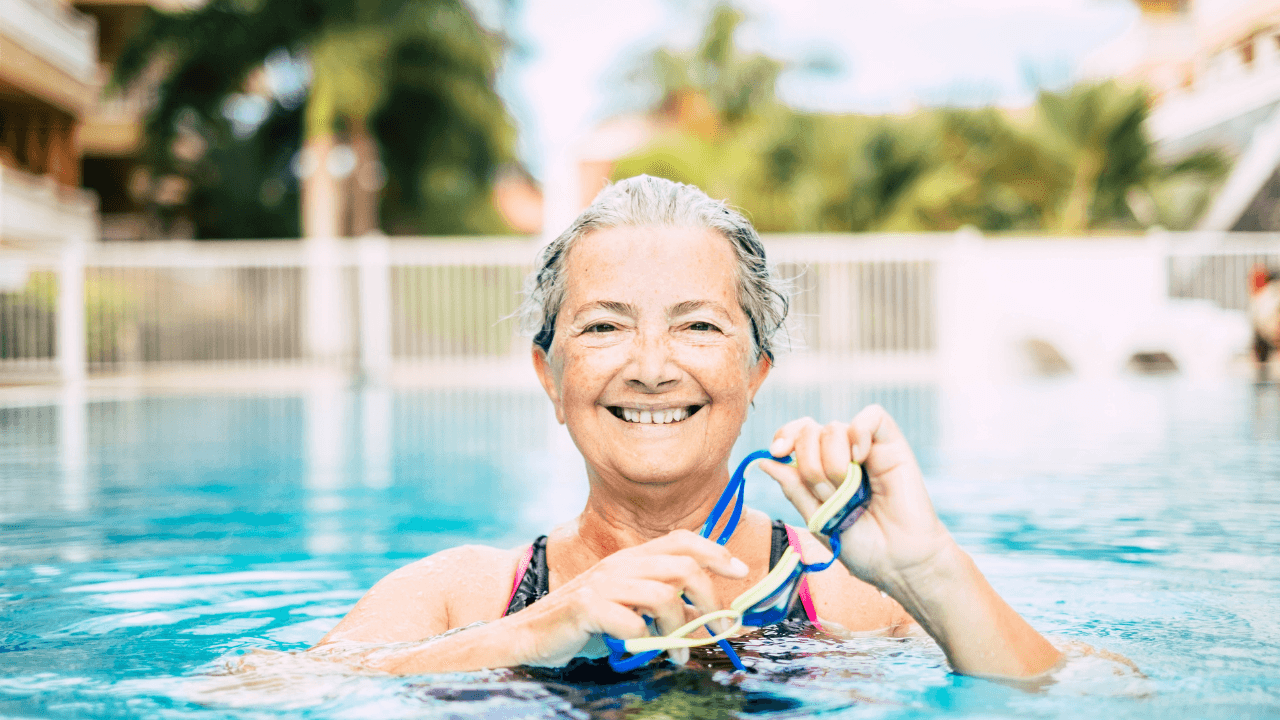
[0,0,98,114]
[0,163,97,247]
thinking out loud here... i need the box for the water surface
[1,378,1278,718]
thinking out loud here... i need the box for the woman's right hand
[507,529,749,667]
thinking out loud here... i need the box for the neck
[574,463,735,561]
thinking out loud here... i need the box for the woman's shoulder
[317,543,532,645]
[401,544,532,623]
[397,543,529,579]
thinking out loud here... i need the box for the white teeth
[616,407,694,424]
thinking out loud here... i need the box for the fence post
[304,235,346,365]
[1146,226,1170,307]
[935,226,986,384]
[357,233,391,382]
[57,236,86,383]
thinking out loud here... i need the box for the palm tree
[638,3,784,134]
[113,0,515,238]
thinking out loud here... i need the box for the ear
[747,353,772,404]
[532,345,566,425]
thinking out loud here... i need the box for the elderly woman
[312,176,1061,678]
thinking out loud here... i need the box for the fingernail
[814,482,835,501]
[769,439,787,457]
[728,557,749,577]
[672,647,689,665]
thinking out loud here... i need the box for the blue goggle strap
[701,449,791,544]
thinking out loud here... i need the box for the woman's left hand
[760,405,1064,678]
[759,405,955,592]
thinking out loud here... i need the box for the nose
[624,327,680,392]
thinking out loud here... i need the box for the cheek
[685,345,755,403]
[555,347,615,410]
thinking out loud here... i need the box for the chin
[610,445,721,486]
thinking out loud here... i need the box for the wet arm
[881,540,1061,677]
[309,545,524,673]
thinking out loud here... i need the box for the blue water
[2,379,1279,718]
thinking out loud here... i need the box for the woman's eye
[688,322,720,332]
[584,323,616,333]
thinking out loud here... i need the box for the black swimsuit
[503,519,810,623]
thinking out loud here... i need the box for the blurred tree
[114,0,516,239]
[612,3,1229,234]
[638,3,783,134]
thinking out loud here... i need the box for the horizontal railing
[0,165,98,245]
[0,232,1276,382]
[1166,232,1280,311]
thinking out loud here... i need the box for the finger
[758,458,822,521]
[606,578,692,665]
[615,555,724,625]
[790,420,827,490]
[847,404,905,468]
[589,600,652,641]
[819,421,853,485]
[650,600,692,666]
[768,417,814,458]
[639,529,749,579]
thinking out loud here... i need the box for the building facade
[0,0,98,250]
[1086,0,1280,230]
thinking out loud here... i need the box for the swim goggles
[603,449,871,672]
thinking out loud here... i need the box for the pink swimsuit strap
[506,543,536,611]
[784,524,824,630]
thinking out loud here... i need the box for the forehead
[561,225,740,306]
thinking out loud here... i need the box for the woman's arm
[762,406,1062,678]
[310,531,749,674]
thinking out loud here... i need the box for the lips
[608,405,703,425]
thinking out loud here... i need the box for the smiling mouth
[608,405,703,425]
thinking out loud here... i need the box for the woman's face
[533,225,770,487]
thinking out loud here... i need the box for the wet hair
[518,175,790,361]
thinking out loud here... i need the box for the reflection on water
[0,378,1278,719]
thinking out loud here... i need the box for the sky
[496,0,1143,179]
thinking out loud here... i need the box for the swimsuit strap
[768,519,788,568]
[784,523,824,629]
[503,536,549,616]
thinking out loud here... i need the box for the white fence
[0,232,1276,383]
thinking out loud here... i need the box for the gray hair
[518,175,790,361]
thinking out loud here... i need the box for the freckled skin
[539,225,761,501]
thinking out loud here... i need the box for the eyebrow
[667,300,732,320]
[571,299,733,323]
[572,300,638,322]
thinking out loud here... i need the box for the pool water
[1,378,1279,718]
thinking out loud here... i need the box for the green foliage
[615,7,1229,234]
[114,0,516,238]
[640,4,782,128]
